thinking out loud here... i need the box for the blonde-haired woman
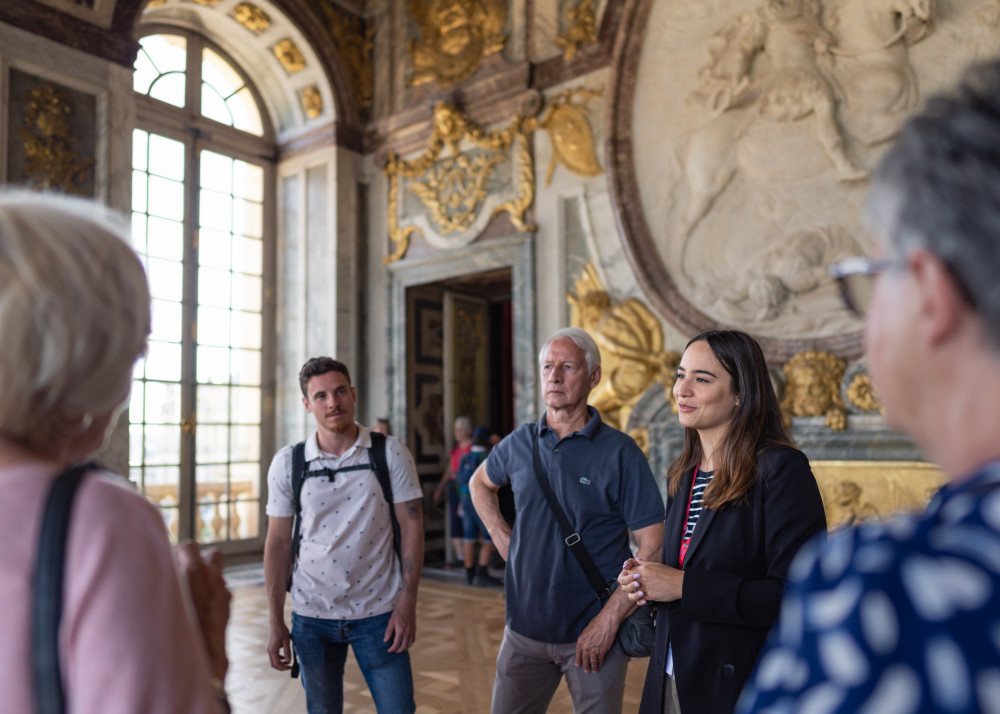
[0,193,230,713]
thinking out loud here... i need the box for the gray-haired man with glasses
[739,60,1000,712]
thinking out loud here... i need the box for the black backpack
[286,431,399,591]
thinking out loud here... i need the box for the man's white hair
[537,327,602,375]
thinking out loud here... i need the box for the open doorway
[405,267,514,567]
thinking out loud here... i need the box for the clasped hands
[617,557,685,606]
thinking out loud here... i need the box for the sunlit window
[132,31,272,547]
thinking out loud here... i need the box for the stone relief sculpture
[621,0,975,343]
[407,0,507,87]
[827,479,879,528]
[568,263,680,432]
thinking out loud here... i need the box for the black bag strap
[531,430,613,602]
[32,463,93,714]
[287,441,307,592]
[368,432,401,561]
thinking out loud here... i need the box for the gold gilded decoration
[18,82,94,195]
[781,350,847,431]
[382,101,536,263]
[233,3,271,33]
[144,0,168,9]
[407,0,507,87]
[187,0,221,5]
[273,39,306,74]
[540,87,603,186]
[847,373,881,413]
[554,0,597,61]
[628,427,650,457]
[812,460,944,530]
[321,2,375,110]
[569,263,680,432]
[300,85,323,119]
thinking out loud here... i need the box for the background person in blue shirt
[470,327,665,714]
[455,425,501,586]
[738,59,1000,714]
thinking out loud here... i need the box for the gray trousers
[490,626,630,714]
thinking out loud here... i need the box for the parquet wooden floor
[224,571,650,713]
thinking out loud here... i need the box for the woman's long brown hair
[666,329,794,510]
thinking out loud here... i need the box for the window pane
[129,424,144,466]
[201,83,233,127]
[197,346,231,384]
[198,307,231,347]
[231,463,261,498]
[233,161,264,202]
[148,176,184,221]
[228,88,263,136]
[198,267,232,308]
[232,273,261,312]
[230,500,259,539]
[133,129,149,171]
[144,424,181,465]
[145,465,181,488]
[197,384,230,423]
[144,381,182,424]
[133,355,146,381]
[140,35,187,74]
[199,229,232,270]
[231,386,261,423]
[149,134,185,181]
[197,425,229,463]
[150,299,183,343]
[131,213,147,253]
[146,257,183,301]
[201,151,233,193]
[200,190,232,232]
[197,464,229,495]
[231,311,262,349]
[231,349,261,385]
[202,48,243,98]
[147,217,183,261]
[233,199,262,239]
[233,236,262,275]
[145,341,182,381]
[230,425,259,462]
[198,502,226,543]
[134,50,158,95]
[149,73,186,108]
[132,171,148,213]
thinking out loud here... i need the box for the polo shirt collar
[304,423,369,461]
[538,405,603,441]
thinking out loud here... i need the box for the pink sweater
[0,464,221,713]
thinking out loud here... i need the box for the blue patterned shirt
[737,463,1000,714]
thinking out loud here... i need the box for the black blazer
[639,445,827,714]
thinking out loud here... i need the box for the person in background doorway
[456,426,502,587]
[371,418,392,436]
[434,416,473,567]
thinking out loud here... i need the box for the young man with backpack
[263,357,424,713]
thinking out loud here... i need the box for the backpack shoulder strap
[368,432,401,560]
[33,462,93,714]
[288,441,307,592]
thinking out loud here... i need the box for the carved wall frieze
[273,38,306,73]
[569,263,680,432]
[16,80,94,195]
[554,0,597,61]
[232,2,271,32]
[846,373,880,413]
[321,1,374,111]
[382,101,536,263]
[406,0,507,87]
[540,87,602,185]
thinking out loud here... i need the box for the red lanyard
[678,464,699,568]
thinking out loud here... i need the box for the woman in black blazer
[619,330,827,714]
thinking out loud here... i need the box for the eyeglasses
[828,255,902,318]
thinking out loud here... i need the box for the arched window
[130,30,274,548]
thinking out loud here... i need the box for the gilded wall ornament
[18,82,94,195]
[569,263,679,432]
[187,0,222,5]
[382,101,536,263]
[321,1,375,110]
[540,87,603,186]
[846,373,881,413]
[300,85,323,119]
[407,0,507,87]
[233,3,272,33]
[273,39,306,73]
[144,0,168,9]
[554,0,598,61]
[781,349,847,431]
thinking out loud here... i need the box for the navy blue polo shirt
[485,407,664,643]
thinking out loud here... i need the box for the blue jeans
[291,611,415,714]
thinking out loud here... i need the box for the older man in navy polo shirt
[470,327,665,714]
